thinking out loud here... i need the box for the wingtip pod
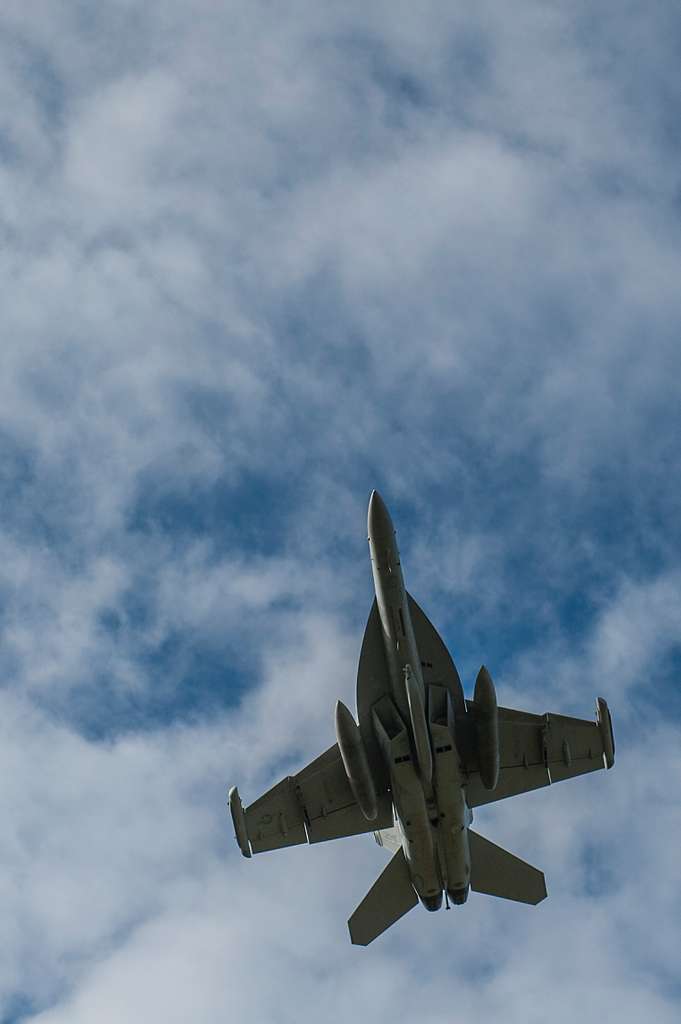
[228,786,252,858]
[596,697,615,769]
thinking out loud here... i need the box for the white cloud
[2,671,679,1024]
[1,1,680,1021]
[64,71,181,210]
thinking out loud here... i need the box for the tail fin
[469,830,547,905]
[348,847,418,945]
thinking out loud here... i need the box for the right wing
[465,698,614,809]
[231,743,393,856]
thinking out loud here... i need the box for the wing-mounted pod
[335,700,379,821]
[473,666,500,790]
[596,697,615,769]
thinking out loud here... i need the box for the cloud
[1,660,678,1024]
[0,693,229,1019]
[4,697,679,1024]
[1,1,680,1021]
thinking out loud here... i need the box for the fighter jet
[229,491,615,945]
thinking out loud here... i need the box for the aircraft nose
[367,489,394,544]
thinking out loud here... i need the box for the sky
[1,1,681,1021]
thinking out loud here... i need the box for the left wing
[230,743,393,856]
[464,698,615,809]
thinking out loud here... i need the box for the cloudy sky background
[1,2,681,1021]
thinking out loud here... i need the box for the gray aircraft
[229,491,615,945]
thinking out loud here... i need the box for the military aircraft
[229,491,615,945]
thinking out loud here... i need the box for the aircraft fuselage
[367,491,471,908]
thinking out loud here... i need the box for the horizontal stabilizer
[469,830,547,905]
[348,848,418,946]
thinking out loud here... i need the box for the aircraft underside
[229,491,615,945]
